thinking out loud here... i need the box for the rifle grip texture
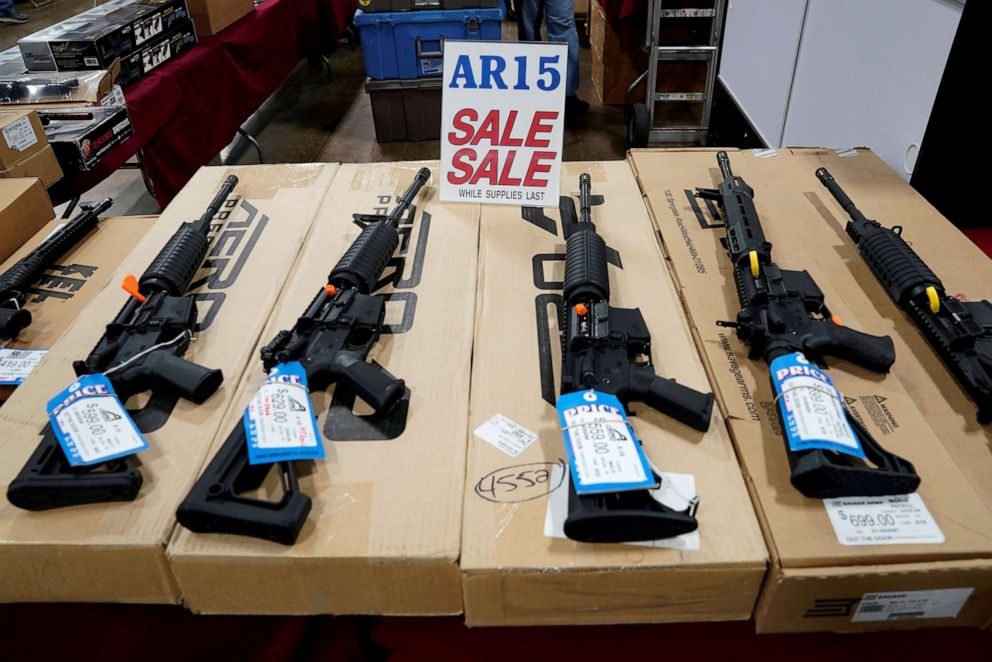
[329,222,399,294]
[140,223,211,295]
[853,225,942,305]
[806,323,896,373]
[563,226,610,302]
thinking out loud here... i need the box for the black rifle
[177,168,429,545]
[818,168,992,424]
[0,198,112,340]
[696,152,919,498]
[6,177,236,511]
[559,173,714,543]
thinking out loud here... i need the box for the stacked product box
[17,0,196,88]
[355,3,504,142]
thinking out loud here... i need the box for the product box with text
[167,162,479,616]
[630,148,992,633]
[460,160,768,626]
[0,164,337,604]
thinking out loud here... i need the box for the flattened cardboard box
[0,214,157,403]
[460,160,767,627]
[167,162,478,616]
[0,163,337,604]
[630,148,992,633]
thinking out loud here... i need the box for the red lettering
[447,148,476,184]
[524,151,555,187]
[525,111,557,148]
[472,110,500,145]
[448,108,477,146]
[499,111,523,147]
[470,150,500,184]
[497,150,521,186]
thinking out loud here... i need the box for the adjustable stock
[6,426,142,511]
[176,426,311,545]
[564,476,698,543]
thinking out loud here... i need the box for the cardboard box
[18,0,191,72]
[41,105,133,172]
[0,145,63,188]
[0,163,338,604]
[167,162,478,616]
[1,65,120,109]
[460,160,767,626]
[0,178,55,264]
[0,215,157,402]
[629,148,992,633]
[0,109,47,170]
[186,0,254,36]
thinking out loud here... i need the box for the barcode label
[474,414,537,457]
[852,589,973,623]
[2,115,38,152]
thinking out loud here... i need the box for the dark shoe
[565,95,590,116]
[0,10,29,24]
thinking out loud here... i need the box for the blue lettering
[513,55,529,90]
[449,55,477,89]
[479,55,507,89]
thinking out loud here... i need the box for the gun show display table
[48,0,354,208]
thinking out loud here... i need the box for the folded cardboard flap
[0,144,63,188]
[167,161,478,616]
[460,160,767,627]
[629,147,992,632]
[0,163,338,604]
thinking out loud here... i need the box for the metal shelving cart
[626,0,726,147]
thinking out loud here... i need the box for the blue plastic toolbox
[354,5,505,80]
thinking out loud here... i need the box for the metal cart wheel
[627,103,650,149]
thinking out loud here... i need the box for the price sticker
[2,115,38,152]
[852,588,973,622]
[557,390,657,495]
[474,413,537,457]
[770,352,864,458]
[101,86,126,108]
[47,374,148,466]
[824,493,945,546]
[244,361,323,465]
[0,348,47,385]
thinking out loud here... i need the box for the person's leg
[516,0,543,43]
[0,0,29,24]
[543,0,581,98]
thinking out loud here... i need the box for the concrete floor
[4,4,628,216]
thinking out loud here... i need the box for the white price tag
[2,115,38,152]
[544,470,700,550]
[557,390,657,494]
[852,588,973,622]
[244,362,323,464]
[0,348,48,385]
[100,86,126,108]
[824,494,945,546]
[47,374,148,466]
[474,414,537,457]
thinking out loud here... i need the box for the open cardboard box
[0,164,337,603]
[167,162,479,616]
[0,214,157,402]
[460,160,768,626]
[629,148,992,633]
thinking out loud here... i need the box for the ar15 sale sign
[440,41,567,208]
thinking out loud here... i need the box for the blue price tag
[47,373,149,466]
[556,390,658,495]
[770,352,864,458]
[244,361,324,465]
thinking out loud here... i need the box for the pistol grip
[140,352,224,404]
[631,369,714,432]
[805,322,896,373]
[333,354,405,413]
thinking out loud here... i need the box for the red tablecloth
[51,0,354,207]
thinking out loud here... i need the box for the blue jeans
[517,0,580,96]
[0,0,15,14]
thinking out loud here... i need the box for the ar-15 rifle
[559,173,714,543]
[696,152,919,498]
[6,177,236,511]
[176,168,430,545]
[0,77,79,103]
[1,198,112,341]
[817,168,992,424]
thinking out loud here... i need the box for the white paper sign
[852,588,973,622]
[544,471,700,550]
[823,493,945,545]
[0,348,48,385]
[440,40,566,208]
[474,413,537,457]
[3,115,38,152]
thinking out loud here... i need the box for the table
[50,0,354,207]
